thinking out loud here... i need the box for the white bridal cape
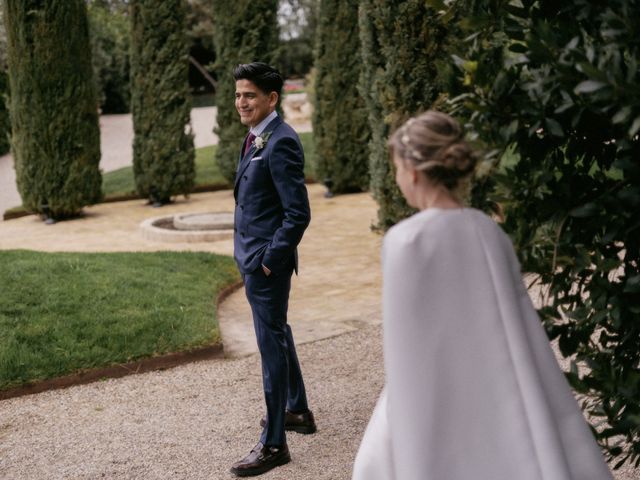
[353,208,612,480]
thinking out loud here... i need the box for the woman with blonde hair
[352,111,612,480]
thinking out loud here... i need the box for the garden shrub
[4,0,102,219]
[130,0,195,205]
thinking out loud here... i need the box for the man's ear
[269,91,279,109]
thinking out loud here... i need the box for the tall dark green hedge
[0,11,9,157]
[312,0,369,194]
[212,0,280,184]
[130,0,195,205]
[441,0,640,467]
[358,0,451,228]
[3,0,102,219]
[0,71,10,156]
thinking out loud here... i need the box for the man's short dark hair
[233,62,283,96]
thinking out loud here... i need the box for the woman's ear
[410,165,419,184]
[411,168,420,184]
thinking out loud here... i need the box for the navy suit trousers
[243,266,309,446]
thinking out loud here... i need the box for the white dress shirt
[250,110,278,137]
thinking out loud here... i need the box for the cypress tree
[212,0,280,184]
[130,0,195,205]
[4,0,102,219]
[0,10,9,156]
[313,0,370,194]
[0,71,10,156]
[358,0,450,228]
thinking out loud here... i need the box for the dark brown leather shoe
[230,442,290,477]
[260,409,317,434]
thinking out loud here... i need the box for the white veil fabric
[353,208,612,480]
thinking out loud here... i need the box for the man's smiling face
[235,79,278,128]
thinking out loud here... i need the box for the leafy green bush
[312,0,370,194]
[130,0,195,205]
[4,0,102,219]
[443,0,640,467]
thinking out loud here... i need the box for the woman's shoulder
[383,209,449,260]
[386,207,480,232]
[384,207,507,250]
[384,210,432,246]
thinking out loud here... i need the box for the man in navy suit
[230,62,316,477]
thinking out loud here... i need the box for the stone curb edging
[0,279,245,402]
[173,212,234,231]
[139,214,234,243]
[0,345,225,401]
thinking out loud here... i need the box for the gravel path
[2,325,637,479]
[0,326,384,480]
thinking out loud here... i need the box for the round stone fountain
[140,211,234,243]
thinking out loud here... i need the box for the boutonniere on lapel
[253,131,272,151]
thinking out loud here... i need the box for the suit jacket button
[240,205,244,210]
[243,175,248,180]
[234,227,237,232]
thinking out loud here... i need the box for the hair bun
[388,110,478,190]
[441,142,476,178]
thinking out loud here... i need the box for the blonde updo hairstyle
[389,111,476,190]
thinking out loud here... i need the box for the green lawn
[103,144,226,197]
[0,250,239,390]
[299,131,316,178]
[102,132,316,198]
[0,132,316,388]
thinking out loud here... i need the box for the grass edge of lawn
[0,278,244,402]
[3,178,319,220]
[2,183,232,220]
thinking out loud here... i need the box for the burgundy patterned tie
[244,132,256,156]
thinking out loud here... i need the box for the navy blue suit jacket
[233,116,311,275]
